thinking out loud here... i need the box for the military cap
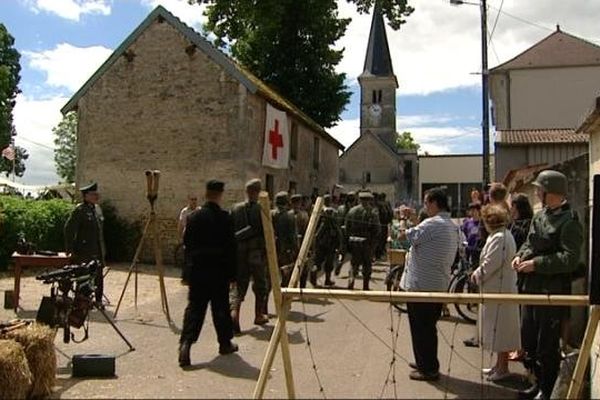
[206,179,225,192]
[275,191,289,204]
[80,182,98,193]
[290,194,303,202]
[323,194,332,201]
[358,191,374,200]
[245,178,262,190]
[347,191,357,197]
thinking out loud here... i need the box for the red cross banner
[262,103,290,169]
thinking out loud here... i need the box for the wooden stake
[253,196,324,399]
[258,192,295,398]
[567,305,600,399]
[152,210,170,321]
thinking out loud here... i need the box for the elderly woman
[471,204,521,382]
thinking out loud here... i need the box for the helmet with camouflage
[533,170,567,195]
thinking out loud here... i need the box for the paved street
[1,262,528,399]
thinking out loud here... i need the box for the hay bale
[4,323,57,399]
[0,339,33,399]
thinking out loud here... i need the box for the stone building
[490,27,599,180]
[338,4,417,205]
[62,6,343,259]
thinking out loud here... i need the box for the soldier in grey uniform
[513,170,583,400]
[311,194,343,287]
[345,191,380,290]
[64,182,106,305]
[230,179,269,334]
[291,194,310,288]
[271,191,298,287]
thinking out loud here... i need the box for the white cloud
[26,0,111,21]
[336,0,600,95]
[140,0,207,29]
[12,94,67,185]
[24,43,113,92]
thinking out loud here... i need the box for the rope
[299,286,327,399]
[379,297,402,399]
[443,321,460,400]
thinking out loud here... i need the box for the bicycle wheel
[386,266,407,313]
[451,274,478,324]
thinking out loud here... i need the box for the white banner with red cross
[262,103,290,169]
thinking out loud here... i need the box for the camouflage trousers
[229,247,268,310]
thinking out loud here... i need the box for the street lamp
[450,0,490,187]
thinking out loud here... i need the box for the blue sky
[2,0,599,185]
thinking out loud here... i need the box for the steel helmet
[533,170,567,195]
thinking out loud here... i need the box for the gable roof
[491,28,600,72]
[340,131,413,161]
[61,5,344,150]
[359,2,397,86]
[496,128,589,145]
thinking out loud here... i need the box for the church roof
[491,27,600,72]
[360,2,397,85]
[340,131,414,161]
[62,5,344,150]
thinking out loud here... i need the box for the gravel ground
[1,261,528,399]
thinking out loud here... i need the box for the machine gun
[36,260,134,351]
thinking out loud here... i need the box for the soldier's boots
[219,341,239,355]
[347,277,355,290]
[231,307,242,335]
[363,279,370,291]
[178,341,192,367]
[254,300,269,325]
[324,272,335,287]
[309,270,318,287]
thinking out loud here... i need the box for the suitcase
[72,354,115,377]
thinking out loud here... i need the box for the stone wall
[75,18,339,262]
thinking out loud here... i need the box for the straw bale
[4,323,57,399]
[0,339,33,399]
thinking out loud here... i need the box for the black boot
[363,278,370,291]
[219,341,239,355]
[347,278,355,290]
[324,272,335,286]
[518,384,540,400]
[310,270,318,287]
[178,342,191,367]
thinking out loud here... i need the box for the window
[266,174,274,199]
[313,137,320,170]
[372,90,377,104]
[290,122,298,161]
[289,181,297,195]
[378,90,382,103]
[365,172,371,183]
[404,161,413,198]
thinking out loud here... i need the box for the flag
[1,146,15,161]
[262,104,290,169]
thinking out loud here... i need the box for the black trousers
[94,264,104,304]
[314,245,336,274]
[180,282,233,346]
[521,305,563,398]
[407,302,443,374]
[349,242,373,281]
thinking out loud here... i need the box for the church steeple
[360,1,397,85]
[358,1,398,150]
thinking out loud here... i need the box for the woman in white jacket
[471,204,521,382]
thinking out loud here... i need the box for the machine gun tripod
[36,260,135,351]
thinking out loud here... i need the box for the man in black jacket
[178,180,238,367]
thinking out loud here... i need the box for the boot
[363,278,370,291]
[347,277,355,290]
[254,300,269,325]
[231,306,241,335]
[309,270,318,287]
[262,294,269,317]
[178,341,191,367]
[219,341,239,355]
[324,272,335,287]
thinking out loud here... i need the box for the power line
[487,0,504,42]
[489,5,554,33]
[16,136,55,151]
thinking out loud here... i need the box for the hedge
[0,196,141,269]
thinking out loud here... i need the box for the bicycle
[447,255,479,324]
[385,249,407,313]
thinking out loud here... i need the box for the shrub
[0,196,74,269]
[101,200,142,262]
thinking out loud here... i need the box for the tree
[0,23,28,177]
[193,0,413,128]
[396,131,420,151]
[53,112,77,183]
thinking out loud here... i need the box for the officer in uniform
[345,191,381,290]
[64,182,106,305]
[335,191,356,276]
[178,180,238,367]
[271,191,298,287]
[230,179,269,334]
[291,194,310,287]
[375,193,393,260]
[512,170,582,400]
[311,194,343,287]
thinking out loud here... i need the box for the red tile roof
[502,163,549,192]
[491,29,600,72]
[496,129,589,145]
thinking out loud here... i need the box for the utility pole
[480,0,490,187]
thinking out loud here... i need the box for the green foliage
[346,0,414,30]
[396,131,420,151]
[0,195,74,269]
[101,201,142,262]
[53,112,77,183]
[0,23,27,177]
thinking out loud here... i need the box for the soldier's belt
[348,236,367,243]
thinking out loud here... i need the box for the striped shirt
[401,212,459,292]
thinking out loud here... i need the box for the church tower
[358,2,398,150]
